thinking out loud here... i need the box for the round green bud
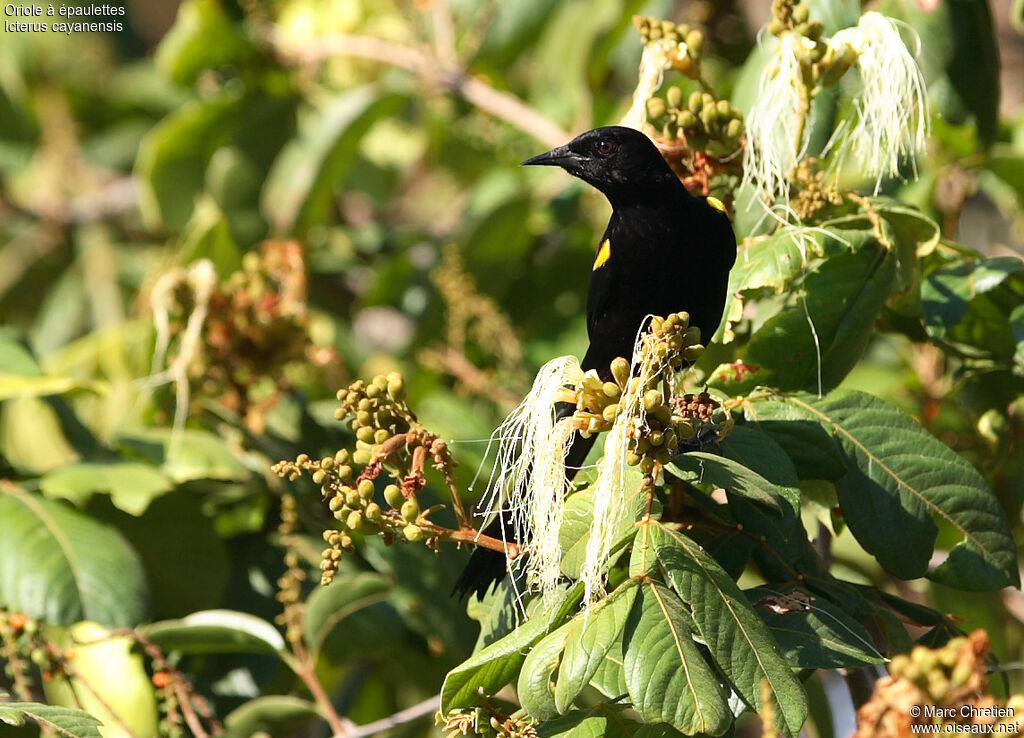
[681,111,701,133]
[358,479,375,499]
[365,383,381,399]
[296,453,310,464]
[374,428,391,444]
[683,344,705,361]
[611,357,631,387]
[365,502,383,524]
[793,5,809,23]
[356,426,375,443]
[647,97,668,120]
[602,381,621,400]
[602,403,619,423]
[335,448,350,464]
[384,484,404,508]
[649,430,664,446]
[336,464,353,481]
[345,488,361,507]
[353,448,372,465]
[625,452,641,467]
[336,389,348,401]
[726,118,743,141]
[312,470,326,485]
[666,85,683,109]
[356,410,372,426]
[684,29,704,56]
[387,379,406,400]
[403,524,425,542]
[357,398,372,411]
[644,389,664,412]
[688,90,703,114]
[346,511,364,532]
[401,498,420,523]
[373,375,388,391]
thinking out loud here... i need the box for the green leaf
[667,452,781,510]
[719,425,800,498]
[589,638,628,699]
[622,581,730,736]
[139,609,286,655]
[0,486,148,628]
[743,399,847,481]
[745,586,884,668]
[789,390,1018,589]
[0,375,105,400]
[0,701,103,738]
[712,234,896,394]
[155,0,255,86]
[520,581,638,717]
[537,704,685,738]
[922,256,1024,360]
[302,572,396,661]
[118,428,249,483]
[40,462,172,516]
[650,525,807,737]
[441,581,583,712]
[222,696,320,738]
[560,470,645,578]
[261,87,403,234]
[719,228,847,342]
[135,97,237,230]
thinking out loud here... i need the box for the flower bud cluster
[647,89,743,160]
[571,312,707,474]
[274,374,447,585]
[766,0,859,94]
[437,708,538,738]
[632,15,705,78]
[273,493,307,644]
[0,609,71,690]
[856,630,1024,738]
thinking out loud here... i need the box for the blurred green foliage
[1,0,1023,736]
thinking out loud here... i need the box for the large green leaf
[0,486,148,628]
[718,228,848,342]
[302,572,398,662]
[622,581,730,736]
[0,700,103,738]
[718,425,800,498]
[559,469,645,578]
[519,581,638,718]
[743,399,847,481]
[40,462,172,516]
[745,586,884,669]
[788,390,1018,589]
[712,233,896,394]
[667,452,781,510]
[261,87,403,234]
[650,525,807,738]
[117,428,249,483]
[441,581,583,712]
[139,609,286,655]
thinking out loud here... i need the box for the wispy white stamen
[828,12,929,193]
[622,39,686,131]
[742,33,806,209]
[476,356,583,599]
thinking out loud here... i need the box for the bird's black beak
[521,144,580,168]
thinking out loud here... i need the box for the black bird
[452,125,736,600]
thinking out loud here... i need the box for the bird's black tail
[451,430,597,600]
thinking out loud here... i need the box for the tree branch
[269,30,570,147]
[332,694,438,738]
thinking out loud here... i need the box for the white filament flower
[578,322,664,610]
[741,33,806,209]
[828,12,929,193]
[476,355,583,597]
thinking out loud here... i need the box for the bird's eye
[595,140,616,156]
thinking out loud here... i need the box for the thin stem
[333,694,439,738]
[295,662,351,736]
[270,30,570,147]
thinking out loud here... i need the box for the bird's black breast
[583,197,735,376]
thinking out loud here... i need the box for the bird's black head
[522,126,680,205]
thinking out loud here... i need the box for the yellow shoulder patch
[706,196,727,213]
[593,238,611,271]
